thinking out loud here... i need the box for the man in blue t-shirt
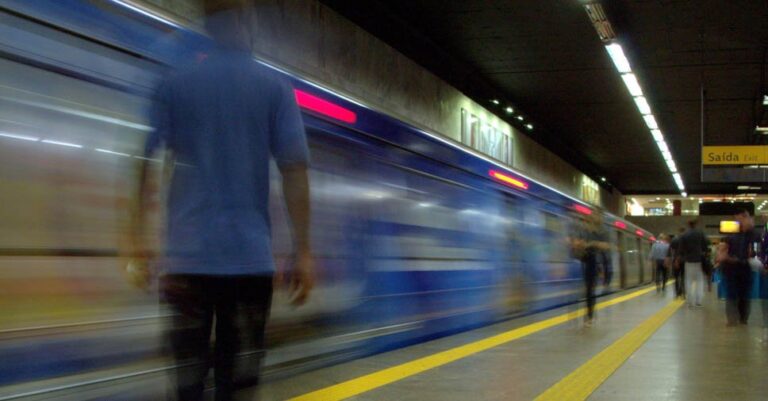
[128,2,313,400]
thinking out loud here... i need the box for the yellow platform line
[287,285,658,401]
[534,298,684,401]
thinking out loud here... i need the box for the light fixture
[491,99,500,105]
[621,73,643,97]
[525,123,534,130]
[682,192,688,197]
[763,95,768,106]
[602,38,683,196]
[505,106,514,114]
[634,96,651,115]
[643,114,658,130]
[516,115,524,121]
[665,159,677,173]
[756,126,768,133]
[601,177,607,182]
[294,89,357,124]
[605,43,632,73]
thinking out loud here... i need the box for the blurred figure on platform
[649,234,670,292]
[668,227,686,299]
[717,209,757,326]
[128,1,314,400]
[679,219,709,307]
[572,213,609,327]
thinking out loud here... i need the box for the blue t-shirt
[146,47,309,276]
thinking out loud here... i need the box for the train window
[0,57,151,250]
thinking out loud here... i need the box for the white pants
[685,262,704,306]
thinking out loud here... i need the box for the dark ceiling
[321,0,768,195]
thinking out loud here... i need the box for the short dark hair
[203,0,244,16]
[687,219,698,228]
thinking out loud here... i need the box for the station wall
[138,0,624,214]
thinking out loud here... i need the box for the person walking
[573,213,610,327]
[718,209,758,326]
[649,234,670,292]
[679,220,709,307]
[668,228,686,299]
[127,1,314,400]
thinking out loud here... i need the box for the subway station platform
[259,285,768,401]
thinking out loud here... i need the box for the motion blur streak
[0,1,653,399]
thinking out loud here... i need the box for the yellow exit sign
[702,146,768,165]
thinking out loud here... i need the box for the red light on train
[489,170,529,190]
[614,221,627,229]
[635,230,645,237]
[294,89,357,124]
[573,204,593,215]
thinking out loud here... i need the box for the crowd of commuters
[650,209,768,333]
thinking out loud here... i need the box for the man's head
[687,219,698,229]
[734,208,753,231]
[203,0,252,49]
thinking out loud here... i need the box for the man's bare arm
[279,163,314,305]
[126,159,152,289]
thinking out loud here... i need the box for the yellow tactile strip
[534,299,684,401]
[287,285,659,401]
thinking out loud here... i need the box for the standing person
[127,1,314,400]
[668,228,686,298]
[679,220,709,307]
[649,234,670,292]
[574,213,610,327]
[718,209,757,326]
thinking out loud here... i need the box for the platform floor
[259,284,768,401]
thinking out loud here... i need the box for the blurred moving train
[0,1,655,399]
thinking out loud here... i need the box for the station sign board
[702,146,768,165]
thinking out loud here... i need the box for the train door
[607,228,620,292]
[623,235,641,287]
[640,240,652,283]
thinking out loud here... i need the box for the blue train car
[0,1,655,398]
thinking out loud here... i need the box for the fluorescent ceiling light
[516,115,524,121]
[651,129,663,142]
[656,140,670,154]
[673,173,684,188]
[491,99,500,105]
[0,132,39,141]
[662,150,672,161]
[737,185,749,190]
[634,96,651,115]
[643,114,658,129]
[763,95,768,106]
[621,73,643,96]
[525,123,533,130]
[41,139,82,148]
[505,106,514,114]
[682,192,687,197]
[605,43,632,73]
[665,159,677,173]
